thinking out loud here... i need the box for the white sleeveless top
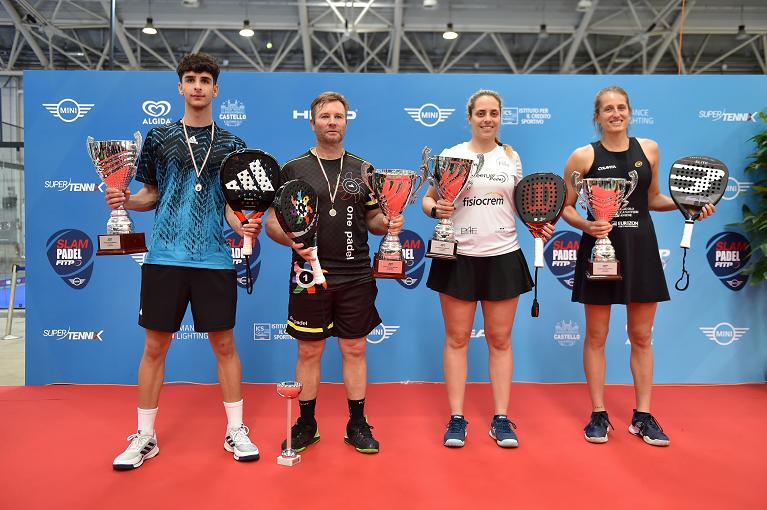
[439,142,523,257]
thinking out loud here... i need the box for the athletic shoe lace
[354,420,375,439]
[230,425,252,446]
[125,432,151,451]
[494,418,516,434]
[447,418,466,434]
[642,415,664,435]
[593,413,614,431]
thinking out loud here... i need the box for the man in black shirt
[266,91,403,454]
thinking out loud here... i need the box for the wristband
[430,206,437,219]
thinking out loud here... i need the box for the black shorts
[427,249,533,301]
[287,279,381,340]
[139,264,237,333]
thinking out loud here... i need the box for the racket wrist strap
[675,247,690,291]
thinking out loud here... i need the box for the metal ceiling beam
[212,30,263,71]
[0,0,50,67]
[298,0,313,71]
[389,0,402,73]
[99,0,138,69]
[441,33,487,73]
[647,1,695,74]
[561,0,599,73]
[489,33,518,74]
[401,33,434,73]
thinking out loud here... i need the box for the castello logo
[397,229,426,289]
[544,231,580,289]
[706,232,750,291]
[224,228,261,289]
[46,229,95,289]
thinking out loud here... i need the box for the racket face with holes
[220,149,280,220]
[513,173,567,235]
[668,156,728,220]
[273,179,319,248]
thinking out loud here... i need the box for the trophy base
[426,239,457,260]
[97,232,148,256]
[372,254,405,279]
[586,260,622,281]
[277,454,301,466]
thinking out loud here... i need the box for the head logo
[404,103,455,127]
[293,109,357,120]
[225,228,261,289]
[43,328,103,341]
[219,99,247,128]
[554,320,581,347]
[46,229,94,289]
[545,231,580,289]
[142,100,172,125]
[722,177,754,201]
[706,232,750,291]
[699,322,749,346]
[398,229,425,289]
[42,98,94,123]
[367,323,400,344]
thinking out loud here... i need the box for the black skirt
[427,249,534,302]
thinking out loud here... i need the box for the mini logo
[43,328,103,341]
[502,106,551,125]
[367,323,400,344]
[470,329,485,339]
[225,228,261,289]
[630,108,655,126]
[397,229,425,289]
[44,179,105,193]
[554,320,581,347]
[293,109,357,120]
[46,229,94,289]
[141,100,172,125]
[722,177,754,201]
[699,322,749,346]
[253,323,271,341]
[699,110,759,122]
[545,231,580,289]
[404,103,455,127]
[706,232,750,291]
[219,99,247,128]
[131,253,147,266]
[43,98,94,123]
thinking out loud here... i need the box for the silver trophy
[86,132,147,255]
[421,147,484,260]
[277,381,303,467]
[362,163,426,279]
[571,170,638,280]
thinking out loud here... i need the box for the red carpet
[0,382,764,509]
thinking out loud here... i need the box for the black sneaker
[629,410,670,446]
[584,411,613,444]
[489,415,519,448]
[280,416,320,452]
[344,417,380,454]
[443,416,468,447]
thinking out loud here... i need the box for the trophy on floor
[276,381,303,467]
[421,147,484,260]
[86,132,147,256]
[362,163,426,279]
[571,170,638,280]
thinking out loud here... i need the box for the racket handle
[243,232,253,256]
[310,247,325,285]
[534,237,544,268]
[680,220,694,249]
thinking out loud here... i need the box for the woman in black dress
[562,86,715,447]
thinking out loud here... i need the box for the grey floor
[0,310,25,386]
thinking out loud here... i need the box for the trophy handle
[571,171,587,209]
[360,161,374,194]
[408,173,426,205]
[623,169,639,206]
[421,147,436,187]
[474,153,485,175]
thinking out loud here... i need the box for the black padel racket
[668,155,728,290]
[220,149,280,293]
[513,172,567,317]
[273,179,325,286]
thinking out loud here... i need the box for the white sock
[224,399,244,430]
[137,407,158,435]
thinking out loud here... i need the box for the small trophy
[86,132,147,256]
[421,147,484,260]
[571,171,638,280]
[362,163,426,279]
[277,381,303,467]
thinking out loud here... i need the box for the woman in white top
[422,90,554,449]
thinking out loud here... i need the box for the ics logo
[553,320,581,347]
[397,229,425,289]
[225,228,261,289]
[699,322,749,346]
[404,103,455,127]
[366,323,400,344]
[545,231,580,289]
[253,323,271,341]
[706,232,750,291]
[42,98,94,123]
[46,229,94,289]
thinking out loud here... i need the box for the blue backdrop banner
[24,71,767,385]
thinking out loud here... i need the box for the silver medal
[195,183,202,192]
[329,208,337,217]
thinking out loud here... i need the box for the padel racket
[220,149,280,293]
[273,179,325,286]
[668,156,728,290]
[513,172,567,317]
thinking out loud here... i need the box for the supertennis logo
[43,328,103,341]
[46,229,94,289]
[225,228,261,289]
[398,229,425,289]
[545,231,580,289]
[706,232,750,290]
